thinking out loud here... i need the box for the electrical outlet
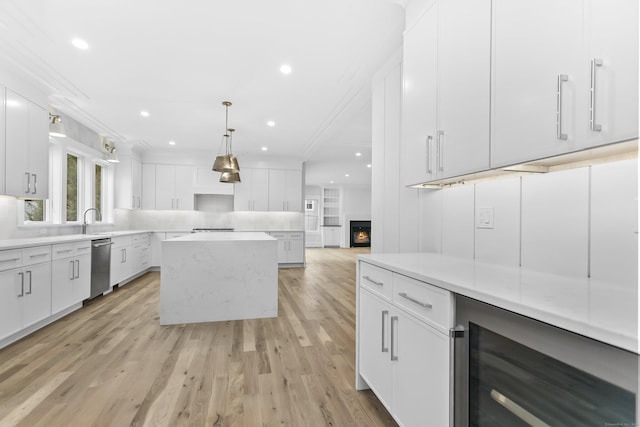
[476,207,494,229]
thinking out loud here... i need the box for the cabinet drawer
[393,273,453,333]
[52,243,76,260]
[359,261,393,300]
[111,235,133,248]
[22,246,51,265]
[74,241,92,256]
[0,249,23,271]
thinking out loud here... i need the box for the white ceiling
[0,0,405,186]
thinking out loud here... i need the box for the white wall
[342,184,372,248]
[417,158,638,286]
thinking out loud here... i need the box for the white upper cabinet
[401,1,438,186]
[115,155,143,210]
[4,90,49,199]
[141,163,156,210]
[233,168,269,211]
[155,164,195,210]
[491,0,637,167]
[401,0,491,185]
[0,86,5,194]
[268,169,302,212]
[584,0,639,147]
[491,0,586,167]
[436,0,491,178]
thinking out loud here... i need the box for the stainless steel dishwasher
[90,238,113,299]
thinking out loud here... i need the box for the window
[24,199,46,222]
[66,153,78,222]
[95,164,103,217]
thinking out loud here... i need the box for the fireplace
[350,220,371,247]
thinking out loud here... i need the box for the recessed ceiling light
[280,64,292,74]
[267,121,275,127]
[345,174,350,177]
[261,146,268,151]
[140,111,150,117]
[169,141,176,146]
[71,38,89,50]
[367,164,372,168]
[355,152,361,157]
[330,181,334,184]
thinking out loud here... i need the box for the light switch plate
[476,206,494,229]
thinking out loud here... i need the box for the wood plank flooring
[0,248,397,427]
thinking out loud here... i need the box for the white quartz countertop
[0,230,153,250]
[359,252,638,354]
[166,231,276,242]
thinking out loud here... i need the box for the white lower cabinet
[269,232,304,265]
[0,246,52,341]
[132,233,152,272]
[110,236,133,287]
[357,261,453,427]
[51,242,91,314]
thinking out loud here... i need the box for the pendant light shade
[212,102,240,174]
[219,171,241,183]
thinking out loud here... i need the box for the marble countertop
[166,231,276,242]
[359,252,638,354]
[0,230,153,250]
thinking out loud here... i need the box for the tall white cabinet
[233,168,269,211]
[154,164,195,210]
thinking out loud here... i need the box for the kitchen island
[160,232,278,325]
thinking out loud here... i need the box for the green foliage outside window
[24,200,45,221]
[95,164,102,215]
[67,154,78,221]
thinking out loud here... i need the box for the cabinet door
[174,165,194,210]
[393,311,450,427]
[437,0,491,177]
[0,86,5,194]
[268,169,288,211]
[251,168,269,211]
[0,269,23,339]
[233,168,252,211]
[491,0,585,167]
[131,157,142,209]
[401,2,438,186]
[155,164,175,210]
[585,0,639,147]
[285,170,302,211]
[5,90,30,197]
[27,102,49,198]
[51,258,74,314]
[22,262,52,328]
[358,289,393,410]
[74,254,91,302]
[287,235,304,264]
[142,163,156,209]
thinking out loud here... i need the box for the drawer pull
[398,292,432,309]
[363,275,384,287]
[0,258,21,263]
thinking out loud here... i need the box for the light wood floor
[0,248,397,427]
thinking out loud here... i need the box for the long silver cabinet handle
[398,292,433,309]
[437,130,445,172]
[69,260,75,280]
[362,275,384,287]
[590,58,603,132]
[390,316,398,361]
[18,272,24,297]
[426,135,433,174]
[93,242,114,248]
[556,74,569,140]
[25,172,30,194]
[381,310,389,353]
[75,259,80,279]
[32,174,37,194]
[26,270,32,294]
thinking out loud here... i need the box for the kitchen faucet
[82,208,101,234]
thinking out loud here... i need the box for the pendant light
[212,101,240,173]
[219,128,241,183]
